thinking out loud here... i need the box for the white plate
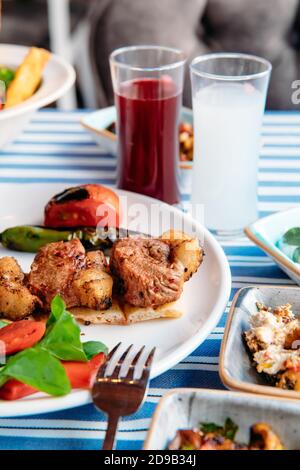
[0,183,231,417]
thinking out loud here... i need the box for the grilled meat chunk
[110,238,185,308]
[0,257,41,320]
[27,239,112,311]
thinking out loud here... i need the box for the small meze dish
[220,285,300,399]
[244,207,300,285]
[144,388,300,450]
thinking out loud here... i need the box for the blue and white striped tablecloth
[0,109,299,450]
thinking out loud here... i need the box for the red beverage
[115,78,181,204]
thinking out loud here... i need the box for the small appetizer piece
[169,419,284,450]
[27,239,113,311]
[44,184,120,228]
[244,303,300,390]
[0,257,42,320]
[179,122,194,162]
[5,47,51,108]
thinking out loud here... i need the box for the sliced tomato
[62,352,106,389]
[0,380,36,401]
[0,353,106,400]
[44,184,121,228]
[0,320,46,355]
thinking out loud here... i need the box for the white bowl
[0,44,76,148]
[244,207,300,285]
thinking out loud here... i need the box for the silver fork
[92,342,156,450]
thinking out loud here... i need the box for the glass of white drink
[190,53,272,237]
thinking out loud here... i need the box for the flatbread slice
[71,299,182,325]
[123,302,182,324]
[71,300,126,325]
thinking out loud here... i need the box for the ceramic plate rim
[0,185,231,417]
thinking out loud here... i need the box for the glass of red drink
[110,46,186,205]
[0,81,5,110]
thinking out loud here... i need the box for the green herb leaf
[0,320,9,329]
[0,67,15,88]
[46,295,66,326]
[224,418,238,441]
[0,347,71,396]
[200,422,223,434]
[83,341,108,360]
[41,296,87,362]
[293,246,300,264]
[200,418,239,441]
[282,227,300,246]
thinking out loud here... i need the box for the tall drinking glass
[110,46,186,205]
[190,53,272,236]
[0,80,5,110]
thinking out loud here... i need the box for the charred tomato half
[44,184,120,228]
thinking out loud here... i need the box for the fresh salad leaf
[40,295,87,362]
[282,227,300,246]
[223,418,238,441]
[83,341,108,360]
[0,320,9,329]
[0,346,70,396]
[0,67,15,88]
[200,422,223,434]
[200,418,238,441]
[293,246,300,264]
[0,295,109,398]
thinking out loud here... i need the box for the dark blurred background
[1,0,300,109]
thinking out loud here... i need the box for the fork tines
[96,343,156,382]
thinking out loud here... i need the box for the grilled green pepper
[0,225,145,253]
[0,226,113,253]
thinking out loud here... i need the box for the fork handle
[102,414,120,450]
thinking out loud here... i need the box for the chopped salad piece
[169,419,284,450]
[0,295,108,400]
[244,303,300,390]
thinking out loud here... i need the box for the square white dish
[144,388,300,450]
[220,285,300,400]
[244,207,300,285]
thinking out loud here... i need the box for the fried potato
[0,257,24,282]
[0,281,42,321]
[73,268,113,310]
[5,47,51,108]
[160,230,204,281]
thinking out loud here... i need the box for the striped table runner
[0,109,298,450]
